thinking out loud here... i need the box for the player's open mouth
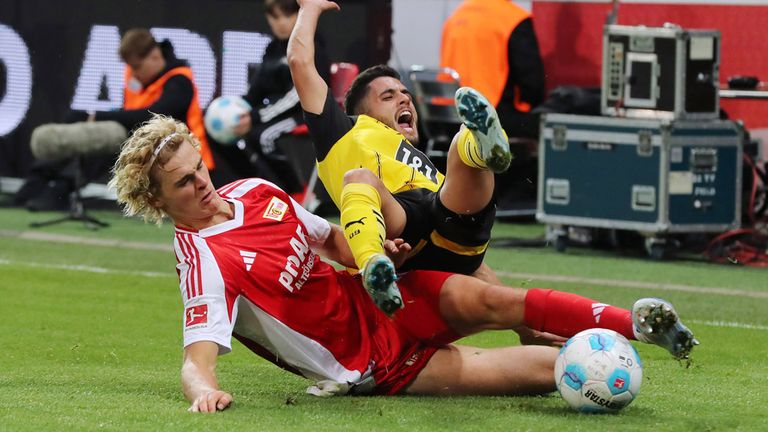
[396,110,414,133]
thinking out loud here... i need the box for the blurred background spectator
[210,0,331,194]
[440,0,547,216]
[15,28,211,210]
[441,0,545,140]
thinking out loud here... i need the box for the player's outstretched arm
[287,0,340,114]
[383,238,412,269]
[514,326,568,347]
[182,341,233,413]
[316,224,412,270]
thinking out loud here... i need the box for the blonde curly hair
[109,114,200,224]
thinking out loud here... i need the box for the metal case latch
[637,130,653,156]
[690,148,718,173]
[552,125,567,151]
[632,185,657,212]
[546,178,570,205]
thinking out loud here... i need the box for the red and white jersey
[174,179,379,387]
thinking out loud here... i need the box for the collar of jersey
[175,198,244,237]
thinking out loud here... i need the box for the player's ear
[147,192,164,210]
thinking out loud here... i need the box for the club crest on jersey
[263,196,289,221]
[185,304,208,328]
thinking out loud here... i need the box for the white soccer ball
[554,328,643,413]
[204,96,252,145]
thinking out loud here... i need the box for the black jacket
[243,36,331,127]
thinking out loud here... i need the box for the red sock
[523,289,635,340]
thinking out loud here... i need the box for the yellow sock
[456,128,487,170]
[340,183,386,270]
[456,127,510,170]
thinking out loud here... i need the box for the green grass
[1,206,766,431]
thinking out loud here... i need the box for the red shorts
[364,270,462,395]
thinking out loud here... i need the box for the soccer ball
[554,328,643,413]
[204,96,252,145]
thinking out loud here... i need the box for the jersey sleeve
[174,233,236,355]
[236,178,331,247]
[303,88,354,161]
[289,196,331,247]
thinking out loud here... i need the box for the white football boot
[454,87,512,173]
[361,254,403,316]
[632,298,699,360]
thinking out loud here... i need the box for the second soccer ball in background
[204,96,252,145]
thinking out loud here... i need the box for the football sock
[455,128,487,170]
[523,288,635,340]
[340,183,387,270]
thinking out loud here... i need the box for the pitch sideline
[0,258,171,279]
[497,271,768,299]
[2,229,766,299]
[2,258,766,331]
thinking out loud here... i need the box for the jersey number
[395,141,439,184]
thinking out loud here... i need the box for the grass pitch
[1,206,766,431]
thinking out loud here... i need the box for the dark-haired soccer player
[288,0,512,314]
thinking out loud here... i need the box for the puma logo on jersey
[344,216,367,229]
[279,224,316,292]
[240,250,257,271]
[592,303,609,323]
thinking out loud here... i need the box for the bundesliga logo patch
[185,304,208,328]
[263,196,288,221]
[613,377,626,389]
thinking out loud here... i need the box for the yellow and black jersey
[304,91,445,208]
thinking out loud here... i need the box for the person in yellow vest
[441,0,545,139]
[288,0,515,315]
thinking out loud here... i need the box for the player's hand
[298,0,340,13]
[514,326,568,347]
[383,238,412,269]
[233,113,252,137]
[188,390,233,413]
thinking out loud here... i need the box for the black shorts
[393,188,496,275]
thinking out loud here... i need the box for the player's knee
[540,346,558,369]
[343,168,379,186]
[533,347,558,389]
[479,284,526,324]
